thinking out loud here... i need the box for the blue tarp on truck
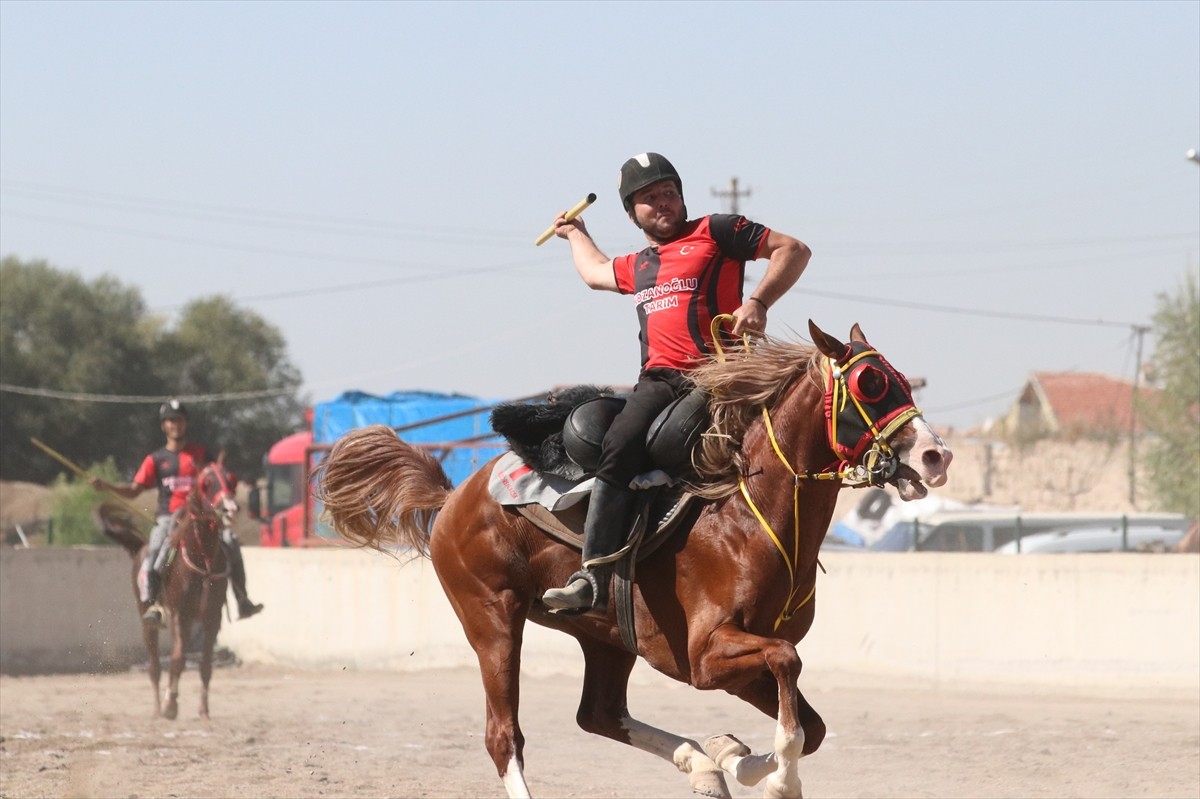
[312,390,509,486]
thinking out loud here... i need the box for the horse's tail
[316,424,453,555]
[92,501,146,557]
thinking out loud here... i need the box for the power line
[0,384,293,403]
[149,253,565,311]
[797,287,1143,329]
[0,178,529,244]
[925,389,1023,413]
[816,230,1198,257]
[1,202,1155,328]
[6,179,1192,257]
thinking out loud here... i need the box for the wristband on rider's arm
[749,296,768,310]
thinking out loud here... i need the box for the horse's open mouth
[892,464,928,500]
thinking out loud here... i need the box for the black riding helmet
[159,399,188,421]
[618,152,683,215]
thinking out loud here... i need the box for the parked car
[993,525,1188,553]
[870,511,1190,553]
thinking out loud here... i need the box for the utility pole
[711,177,751,215]
[1128,323,1151,507]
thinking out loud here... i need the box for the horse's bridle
[177,507,230,580]
[199,463,235,509]
[712,317,925,630]
[176,463,236,580]
[821,344,923,486]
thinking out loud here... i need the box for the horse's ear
[850,323,868,344]
[808,319,847,360]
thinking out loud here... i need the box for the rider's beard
[637,202,688,243]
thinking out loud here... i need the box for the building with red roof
[1001,371,1158,439]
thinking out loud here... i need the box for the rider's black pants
[595,367,690,489]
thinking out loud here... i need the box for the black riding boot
[141,569,164,626]
[542,479,636,613]
[225,538,264,620]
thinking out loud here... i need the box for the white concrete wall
[216,548,584,675]
[0,547,149,673]
[801,552,1200,690]
[4,546,1198,690]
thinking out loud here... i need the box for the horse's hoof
[162,705,178,721]
[688,768,732,798]
[763,772,804,799]
[703,734,751,768]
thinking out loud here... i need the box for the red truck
[249,428,317,547]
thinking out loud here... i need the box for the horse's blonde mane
[687,336,823,498]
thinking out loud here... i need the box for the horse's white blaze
[903,416,952,488]
[501,755,531,799]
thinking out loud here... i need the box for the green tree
[48,458,133,547]
[0,257,161,481]
[153,295,306,479]
[0,257,307,484]
[1140,271,1200,519]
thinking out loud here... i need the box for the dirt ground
[1,663,1197,799]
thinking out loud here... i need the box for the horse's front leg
[196,594,222,719]
[571,634,731,799]
[162,608,189,721]
[141,609,162,718]
[691,624,822,799]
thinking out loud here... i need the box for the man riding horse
[90,400,264,624]
[543,152,812,612]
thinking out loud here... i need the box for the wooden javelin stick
[534,193,597,246]
[30,437,154,524]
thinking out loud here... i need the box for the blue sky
[2,0,1197,431]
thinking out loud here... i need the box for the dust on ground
[1,664,1197,799]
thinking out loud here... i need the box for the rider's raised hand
[554,212,589,240]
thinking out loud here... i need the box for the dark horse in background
[318,321,952,799]
[96,461,233,720]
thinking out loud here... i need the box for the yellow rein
[710,315,919,630]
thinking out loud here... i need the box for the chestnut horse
[96,461,232,719]
[318,321,952,799]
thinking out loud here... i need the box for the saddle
[490,386,711,650]
[491,385,709,483]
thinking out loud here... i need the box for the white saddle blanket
[489,451,594,511]
[489,452,677,511]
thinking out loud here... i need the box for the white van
[870,511,1190,553]
[993,525,1189,554]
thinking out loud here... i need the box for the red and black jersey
[132,443,209,516]
[612,214,770,371]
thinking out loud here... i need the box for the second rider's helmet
[618,152,683,214]
[159,399,188,421]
